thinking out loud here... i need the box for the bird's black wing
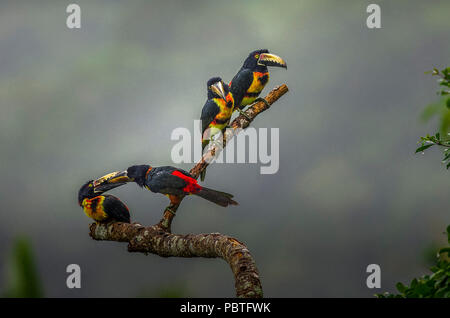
[229,68,254,108]
[200,99,220,134]
[102,195,130,223]
[147,166,188,194]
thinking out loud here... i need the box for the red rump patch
[172,170,202,194]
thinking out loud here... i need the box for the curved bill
[93,171,131,193]
[258,53,287,69]
[210,81,226,100]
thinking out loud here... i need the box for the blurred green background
[0,0,449,297]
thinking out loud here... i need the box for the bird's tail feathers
[194,187,238,207]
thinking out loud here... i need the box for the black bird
[229,49,286,118]
[78,179,130,223]
[92,165,238,211]
[200,77,235,181]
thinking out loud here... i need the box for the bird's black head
[207,77,229,100]
[207,77,222,88]
[242,49,269,70]
[242,49,287,71]
[127,165,151,187]
[78,180,96,206]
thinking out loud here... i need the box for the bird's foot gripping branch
[88,84,288,298]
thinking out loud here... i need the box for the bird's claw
[254,97,271,108]
[236,108,252,121]
[166,207,176,215]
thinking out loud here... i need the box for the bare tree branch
[88,84,289,298]
[89,222,263,298]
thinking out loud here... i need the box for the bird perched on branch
[200,77,235,181]
[92,165,238,212]
[78,179,130,223]
[230,49,286,118]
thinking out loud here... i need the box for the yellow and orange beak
[258,53,287,69]
[210,81,227,100]
[93,170,131,193]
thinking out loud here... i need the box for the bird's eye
[254,54,259,59]
[88,183,93,187]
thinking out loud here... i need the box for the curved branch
[89,222,263,298]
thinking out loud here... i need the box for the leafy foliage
[416,133,450,169]
[427,67,450,97]
[377,67,450,298]
[416,67,450,169]
[3,237,44,298]
[377,226,450,298]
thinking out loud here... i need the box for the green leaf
[438,248,450,255]
[443,67,450,76]
[396,282,407,293]
[415,144,434,153]
[443,152,450,161]
[3,237,44,298]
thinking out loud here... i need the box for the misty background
[0,0,449,297]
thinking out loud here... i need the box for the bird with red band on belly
[92,165,238,214]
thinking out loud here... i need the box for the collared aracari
[200,77,235,181]
[229,49,287,118]
[78,179,130,223]
[92,165,238,211]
